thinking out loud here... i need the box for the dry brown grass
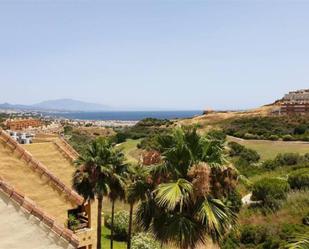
[74,126,115,138]
[176,105,277,132]
[238,190,309,226]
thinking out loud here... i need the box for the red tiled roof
[0,177,79,248]
[0,129,84,205]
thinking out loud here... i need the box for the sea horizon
[47,110,203,121]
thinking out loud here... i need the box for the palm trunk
[127,203,134,249]
[110,200,115,249]
[97,194,103,249]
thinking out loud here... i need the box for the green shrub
[228,141,245,156]
[244,133,259,140]
[294,125,307,135]
[207,130,226,141]
[239,148,260,163]
[261,238,280,249]
[221,232,239,249]
[279,223,308,241]
[275,153,301,166]
[131,233,161,249]
[282,134,293,141]
[228,141,260,164]
[226,190,242,213]
[251,178,290,210]
[262,159,279,170]
[67,214,80,231]
[269,135,279,141]
[105,211,129,240]
[240,225,268,245]
[302,213,309,226]
[288,169,309,190]
[114,132,128,143]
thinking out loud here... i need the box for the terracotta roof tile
[11,191,24,205]
[0,179,79,248]
[0,129,84,206]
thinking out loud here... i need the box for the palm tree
[126,165,151,249]
[73,138,115,249]
[135,127,237,249]
[287,232,309,249]
[108,150,127,249]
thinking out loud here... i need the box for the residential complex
[280,89,309,115]
[5,118,42,130]
[0,129,96,249]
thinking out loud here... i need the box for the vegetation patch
[131,233,161,249]
[105,211,129,240]
[223,116,309,141]
[251,178,290,211]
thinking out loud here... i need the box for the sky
[0,0,309,110]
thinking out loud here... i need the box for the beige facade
[280,89,309,115]
[0,129,97,249]
[6,118,42,130]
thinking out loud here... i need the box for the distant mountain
[0,102,32,110]
[0,99,110,112]
[32,99,110,111]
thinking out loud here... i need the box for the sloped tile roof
[0,129,84,205]
[0,177,80,248]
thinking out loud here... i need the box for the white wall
[0,192,75,249]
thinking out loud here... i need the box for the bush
[226,190,242,213]
[207,130,226,141]
[114,132,128,143]
[239,148,260,163]
[228,142,260,163]
[105,211,129,240]
[251,178,290,210]
[282,134,293,141]
[275,153,301,166]
[240,225,268,245]
[131,233,161,249]
[302,213,309,226]
[269,135,279,141]
[294,125,307,135]
[67,214,80,231]
[279,223,308,241]
[262,159,279,170]
[221,232,239,249]
[288,169,309,190]
[228,141,245,156]
[244,133,259,140]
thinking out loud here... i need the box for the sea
[48,110,202,121]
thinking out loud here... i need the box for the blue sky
[0,0,308,110]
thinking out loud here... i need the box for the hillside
[176,105,277,131]
[0,99,111,112]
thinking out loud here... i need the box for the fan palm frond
[287,232,309,249]
[155,178,193,211]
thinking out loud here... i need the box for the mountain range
[0,99,110,112]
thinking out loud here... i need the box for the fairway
[227,136,309,160]
[118,139,142,164]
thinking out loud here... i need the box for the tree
[126,165,151,249]
[73,138,116,249]
[135,127,237,249]
[287,231,309,249]
[108,150,127,249]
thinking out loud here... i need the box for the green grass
[227,136,309,160]
[102,199,130,216]
[118,139,142,164]
[101,226,127,249]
